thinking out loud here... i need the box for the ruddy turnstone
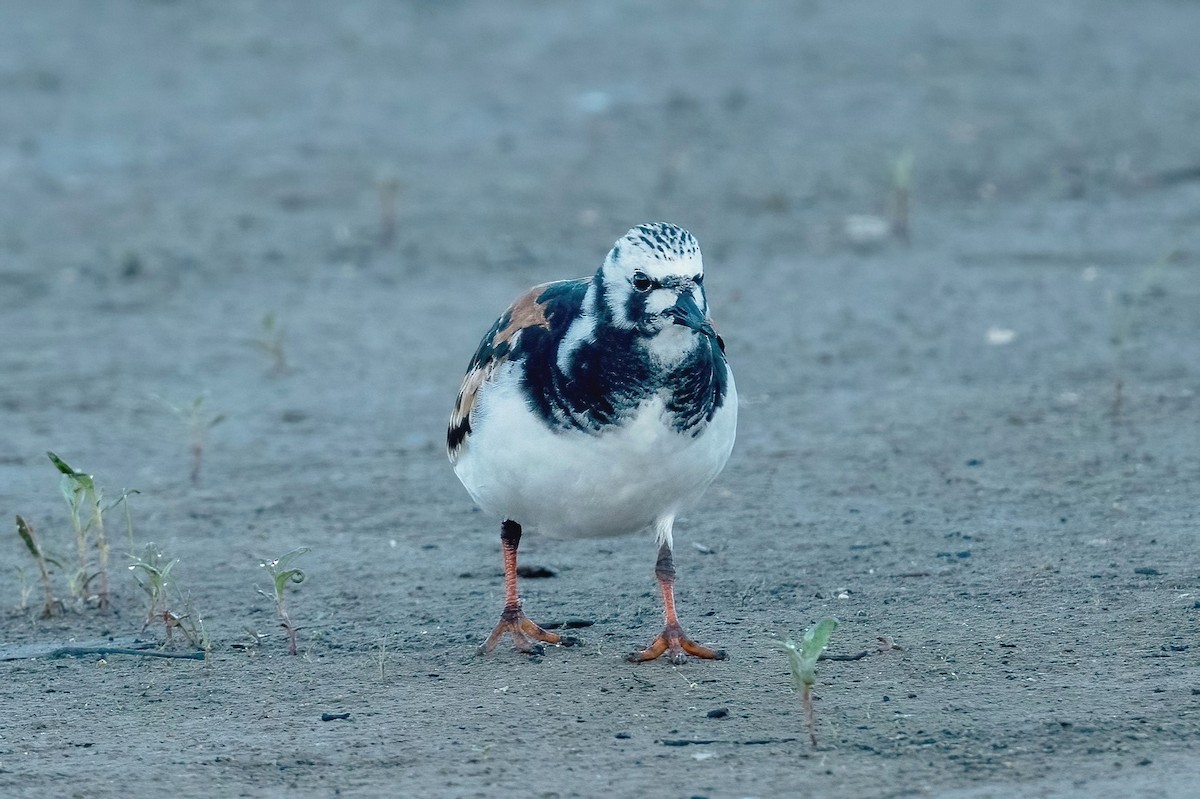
[447,223,737,664]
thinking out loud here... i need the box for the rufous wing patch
[446,284,555,461]
[495,287,551,344]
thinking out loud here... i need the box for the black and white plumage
[448,223,737,664]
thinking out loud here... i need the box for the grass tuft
[128,542,212,658]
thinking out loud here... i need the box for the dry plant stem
[91,508,110,611]
[803,685,817,746]
[123,494,136,554]
[16,517,59,618]
[16,568,32,610]
[35,549,57,618]
[277,600,298,655]
[72,509,88,599]
[190,442,203,485]
[891,186,910,243]
[889,151,914,244]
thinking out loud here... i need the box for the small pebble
[517,564,557,579]
[706,708,728,719]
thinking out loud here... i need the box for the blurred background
[5,1,1197,281]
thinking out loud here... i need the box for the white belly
[453,364,737,538]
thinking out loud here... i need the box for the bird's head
[597,223,713,361]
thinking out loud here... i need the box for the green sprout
[15,515,63,618]
[258,547,309,655]
[48,451,118,610]
[776,617,839,746]
[156,394,225,485]
[251,312,288,375]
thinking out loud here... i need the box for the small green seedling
[156,394,225,485]
[48,452,115,610]
[776,617,839,746]
[258,547,309,655]
[251,312,288,375]
[128,542,211,657]
[15,515,63,618]
[129,543,181,636]
[374,637,390,681]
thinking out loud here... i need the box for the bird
[447,222,737,664]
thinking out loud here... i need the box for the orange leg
[628,542,726,665]
[478,520,577,656]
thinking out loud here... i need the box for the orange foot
[478,606,579,656]
[627,621,727,665]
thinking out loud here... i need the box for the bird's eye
[631,271,653,292]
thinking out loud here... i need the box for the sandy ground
[2,1,1199,797]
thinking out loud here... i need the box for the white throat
[643,324,699,367]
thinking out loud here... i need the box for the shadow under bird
[448,222,737,664]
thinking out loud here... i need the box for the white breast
[453,362,737,539]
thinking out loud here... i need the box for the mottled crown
[603,222,703,285]
[618,222,700,263]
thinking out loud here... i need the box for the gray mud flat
[1,2,1198,797]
